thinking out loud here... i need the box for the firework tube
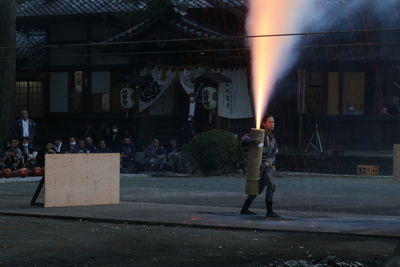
[245,128,265,195]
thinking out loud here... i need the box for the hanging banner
[218,69,253,119]
[139,68,175,112]
[149,83,175,115]
[179,67,204,94]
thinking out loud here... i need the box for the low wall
[44,153,120,208]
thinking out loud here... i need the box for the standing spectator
[12,110,37,145]
[107,125,122,152]
[144,138,167,170]
[20,137,38,168]
[54,138,66,153]
[70,139,90,154]
[96,140,112,153]
[119,137,136,173]
[85,136,97,153]
[67,137,77,153]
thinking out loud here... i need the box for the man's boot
[240,199,256,215]
[266,201,280,218]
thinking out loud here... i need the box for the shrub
[190,129,245,174]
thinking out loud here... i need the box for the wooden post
[393,144,400,181]
[0,0,16,144]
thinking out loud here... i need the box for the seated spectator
[166,139,182,171]
[54,138,66,153]
[387,96,400,115]
[1,149,19,170]
[67,137,77,153]
[144,138,167,170]
[119,137,136,173]
[0,141,12,170]
[70,139,90,154]
[1,140,11,159]
[122,129,133,140]
[85,136,97,153]
[96,140,112,153]
[10,138,24,168]
[0,146,3,167]
[20,137,38,168]
[36,142,56,167]
[343,102,360,115]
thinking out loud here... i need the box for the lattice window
[16,81,43,117]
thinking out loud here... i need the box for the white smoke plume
[246,0,400,127]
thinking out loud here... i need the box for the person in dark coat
[36,142,56,168]
[144,138,167,170]
[54,138,67,153]
[240,115,280,218]
[12,110,37,145]
[96,140,112,153]
[70,139,90,154]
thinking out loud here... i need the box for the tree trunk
[0,0,16,144]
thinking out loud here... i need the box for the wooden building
[16,0,253,148]
[14,0,400,173]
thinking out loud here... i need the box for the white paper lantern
[120,87,135,109]
[202,86,217,110]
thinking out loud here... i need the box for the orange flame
[247,0,311,128]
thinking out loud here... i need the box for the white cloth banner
[218,69,253,119]
[139,68,175,112]
[179,67,204,94]
[149,84,175,115]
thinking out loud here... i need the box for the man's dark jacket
[12,119,36,140]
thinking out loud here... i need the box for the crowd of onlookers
[0,110,187,177]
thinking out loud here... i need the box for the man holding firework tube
[240,115,280,218]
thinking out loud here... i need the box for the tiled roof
[16,30,46,57]
[102,17,230,44]
[16,30,47,68]
[17,0,145,17]
[102,18,154,44]
[174,0,245,8]
[172,17,228,38]
[17,0,245,17]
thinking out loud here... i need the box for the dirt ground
[0,215,398,266]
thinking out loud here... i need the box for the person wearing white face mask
[67,137,77,153]
[20,137,38,168]
[110,125,122,152]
